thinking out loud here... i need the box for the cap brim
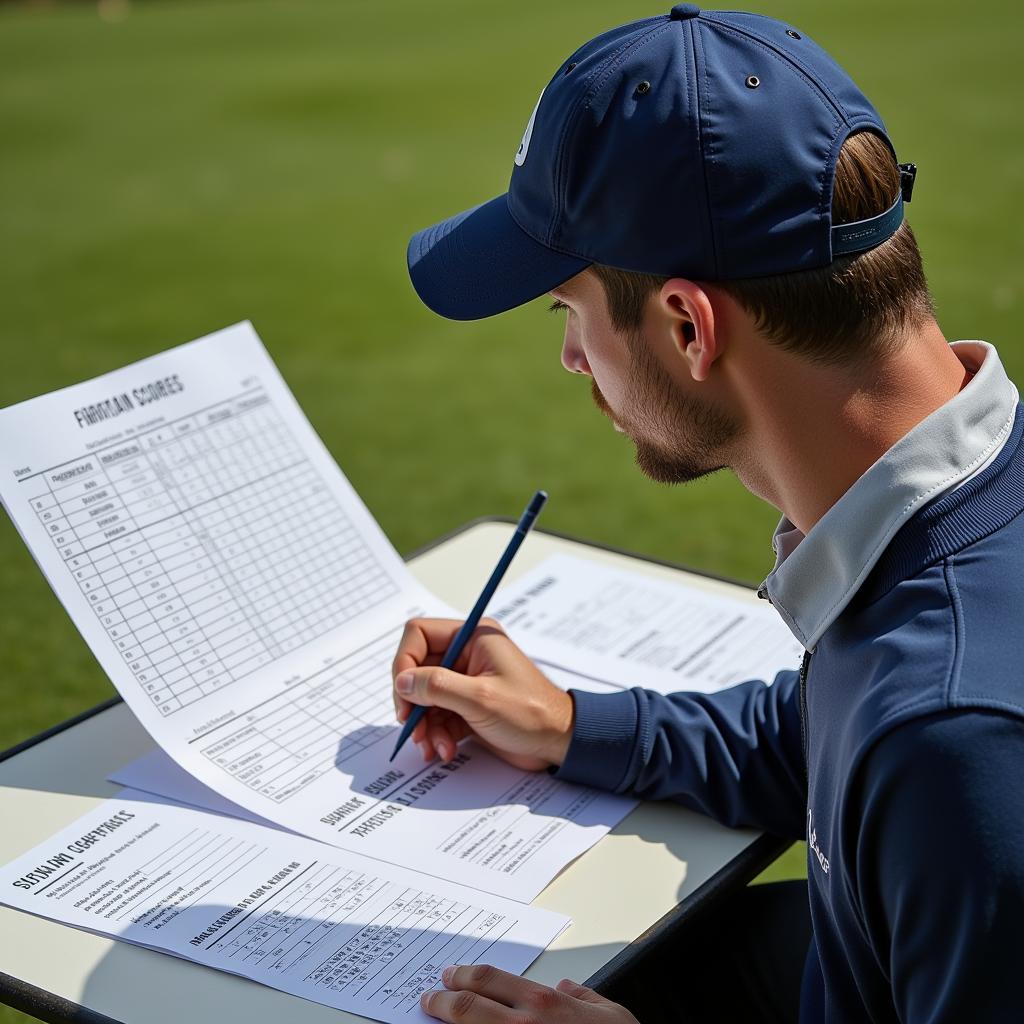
[407,194,590,321]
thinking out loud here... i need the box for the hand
[391,617,575,771]
[421,965,640,1024]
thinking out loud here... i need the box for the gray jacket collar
[760,341,1018,650]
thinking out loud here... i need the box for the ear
[658,279,719,382]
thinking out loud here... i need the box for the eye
[548,299,569,314]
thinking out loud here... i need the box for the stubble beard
[590,330,740,485]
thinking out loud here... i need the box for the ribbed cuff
[553,688,639,793]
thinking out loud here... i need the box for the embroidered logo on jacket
[808,809,830,876]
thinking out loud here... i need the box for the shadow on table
[601,799,756,904]
[75,895,632,1023]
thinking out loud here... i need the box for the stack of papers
[1,791,568,1023]
[0,323,802,1020]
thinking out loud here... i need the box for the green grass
[0,0,1020,1018]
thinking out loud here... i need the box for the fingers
[392,618,463,677]
[424,716,473,763]
[441,964,542,1007]
[392,619,440,719]
[394,664,484,720]
[392,618,467,721]
[435,965,571,1020]
[420,964,631,1023]
[405,709,472,763]
[428,721,455,763]
[391,617,513,723]
[412,713,440,762]
[555,978,615,1005]
[420,987,516,1024]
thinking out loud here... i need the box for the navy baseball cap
[407,4,916,321]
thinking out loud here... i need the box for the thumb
[555,979,615,1005]
[395,666,479,719]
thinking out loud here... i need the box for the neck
[730,320,968,535]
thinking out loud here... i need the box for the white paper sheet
[0,791,568,1023]
[0,323,633,902]
[494,554,804,695]
[109,745,292,831]
[105,551,794,846]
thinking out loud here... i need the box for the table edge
[0,517,789,1019]
[583,831,789,991]
[0,971,121,1024]
[406,516,757,592]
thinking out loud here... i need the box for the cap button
[669,3,700,19]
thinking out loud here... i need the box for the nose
[560,327,591,376]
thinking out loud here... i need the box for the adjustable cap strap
[831,162,918,257]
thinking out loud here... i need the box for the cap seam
[504,193,597,265]
[547,18,665,246]
[547,44,614,246]
[689,20,720,277]
[710,21,843,130]
[817,122,845,225]
[703,14,850,125]
[552,20,674,246]
[706,19,842,242]
[581,22,675,115]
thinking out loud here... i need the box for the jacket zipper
[759,584,812,783]
[799,649,811,783]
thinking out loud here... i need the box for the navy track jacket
[555,407,1024,1022]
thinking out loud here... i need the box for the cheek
[582,326,630,405]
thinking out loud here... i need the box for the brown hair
[592,132,934,366]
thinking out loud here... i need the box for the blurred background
[0,1,1020,1017]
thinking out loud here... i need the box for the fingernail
[442,966,454,984]
[396,672,414,694]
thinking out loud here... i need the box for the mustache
[590,379,613,417]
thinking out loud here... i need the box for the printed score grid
[114,832,513,1007]
[213,866,516,1011]
[21,387,399,717]
[193,629,404,803]
[38,817,521,1016]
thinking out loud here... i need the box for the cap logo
[514,87,545,166]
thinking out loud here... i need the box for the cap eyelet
[786,29,801,39]
[635,80,651,95]
[745,75,760,89]
[564,62,577,75]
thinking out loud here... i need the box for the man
[394,6,1024,1022]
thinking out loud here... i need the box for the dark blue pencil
[389,489,548,762]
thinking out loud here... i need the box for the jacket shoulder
[819,546,1024,770]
